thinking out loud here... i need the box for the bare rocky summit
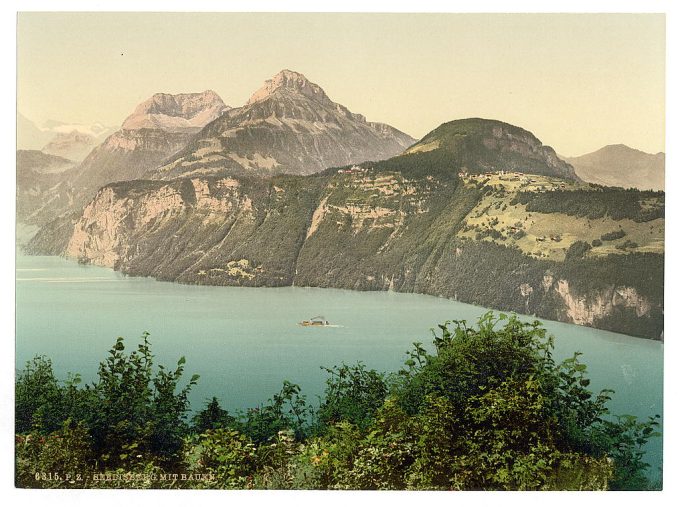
[151,70,416,179]
[121,90,229,133]
[70,90,230,197]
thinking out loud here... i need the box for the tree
[238,380,311,443]
[192,397,236,433]
[565,240,592,261]
[15,356,64,433]
[86,333,199,466]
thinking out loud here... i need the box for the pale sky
[17,12,665,156]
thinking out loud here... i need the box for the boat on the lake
[298,315,330,327]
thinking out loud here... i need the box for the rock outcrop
[121,90,229,133]
[552,279,653,325]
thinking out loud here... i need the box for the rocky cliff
[121,90,229,133]
[28,117,663,339]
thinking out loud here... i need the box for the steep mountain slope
[16,92,229,231]
[403,118,578,180]
[151,70,415,179]
[16,150,78,228]
[29,118,664,340]
[69,90,229,198]
[565,144,665,191]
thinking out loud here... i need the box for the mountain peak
[121,90,229,133]
[247,69,330,105]
[566,144,664,191]
[403,117,578,181]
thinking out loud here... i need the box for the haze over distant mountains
[564,144,665,191]
[17,114,117,161]
[16,150,78,226]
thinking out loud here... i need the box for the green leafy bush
[316,363,388,431]
[192,397,236,433]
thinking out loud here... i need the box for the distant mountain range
[17,70,417,228]
[151,70,415,179]
[41,130,99,162]
[17,114,56,150]
[564,144,664,191]
[17,114,116,161]
[16,150,78,226]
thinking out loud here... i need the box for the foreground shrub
[15,314,660,490]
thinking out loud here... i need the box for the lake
[15,254,664,480]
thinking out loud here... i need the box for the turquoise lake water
[15,254,663,480]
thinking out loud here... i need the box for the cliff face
[27,118,663,339]
[71,89,229,196]
[31,166,664,340]
[72,129,195,191]
[16,91,231,233]
[553,279,652,325]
